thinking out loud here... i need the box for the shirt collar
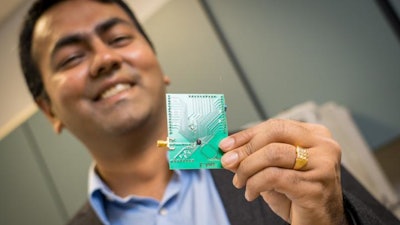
[88,163,107,196]
[87,163,187,224]
[88,164,184,201]
[88,163,111,225]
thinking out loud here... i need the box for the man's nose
[90,41,122,78]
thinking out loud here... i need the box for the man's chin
[100,115,150,137]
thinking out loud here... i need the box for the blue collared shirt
[88,166,231,225]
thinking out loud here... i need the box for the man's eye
[58,53,84,69]
[109,36,132,47]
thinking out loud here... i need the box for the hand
[220,119,347,225]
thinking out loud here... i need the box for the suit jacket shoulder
[66,166,399,225]
[340,166,400,224]
[66,202,102,225]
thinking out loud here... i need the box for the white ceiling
[0,0,171,25]
[0,0,27,24]
[126,0,172,22]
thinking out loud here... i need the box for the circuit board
[165,94,228,169]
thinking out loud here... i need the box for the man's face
[32,0,169,140]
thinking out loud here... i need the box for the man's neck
[95,147,173,200]
[88,116,173,200]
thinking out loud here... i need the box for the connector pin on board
[157,139,169,148]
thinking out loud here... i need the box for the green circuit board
[166,94,228,169]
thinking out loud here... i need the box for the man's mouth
[100,83,132,100]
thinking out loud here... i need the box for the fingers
[232,143,298,188]
[220,119,321,170]
[260,190,292,221]
[244,163,343,223]
[218,118,344,224]
[220,120,332,151]
[245,166,336,224]
[233,140,341,189]
[243,167,319,202]
[301,122,333,138]
[220,119,310,151]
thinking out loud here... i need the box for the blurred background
[1,0,399,224]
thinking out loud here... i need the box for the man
[18,0,399,224]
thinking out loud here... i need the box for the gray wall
[0,114,91,224]
[204,0,400,149]
[0,122,65,224]
[144,0,261,130]
[1,0,399,224]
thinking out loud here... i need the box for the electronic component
[160,93,228,169]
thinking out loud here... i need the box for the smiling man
[18,0,399,225]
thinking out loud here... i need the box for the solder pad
[166,94,228,169]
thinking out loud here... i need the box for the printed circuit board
[165,94,228,169]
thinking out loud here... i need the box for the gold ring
[293,146,308,170]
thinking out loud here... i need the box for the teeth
[101,83,131,99]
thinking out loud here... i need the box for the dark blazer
[67,167,400,225]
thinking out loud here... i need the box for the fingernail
[222,152,238,166]
[219,137,234,150]
[232,176,240,188]
[245,190,250,201]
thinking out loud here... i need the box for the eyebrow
[50,17,133,59]
[51,34,85,61]
[95,17,132,34]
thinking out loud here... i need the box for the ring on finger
[293,146,308,170]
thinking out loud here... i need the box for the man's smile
[92,74,139,102]
[100,83,131,100]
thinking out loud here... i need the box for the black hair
[18,0,154,100]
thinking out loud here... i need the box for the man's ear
[36,98,64,134]
[163,75,171,85]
